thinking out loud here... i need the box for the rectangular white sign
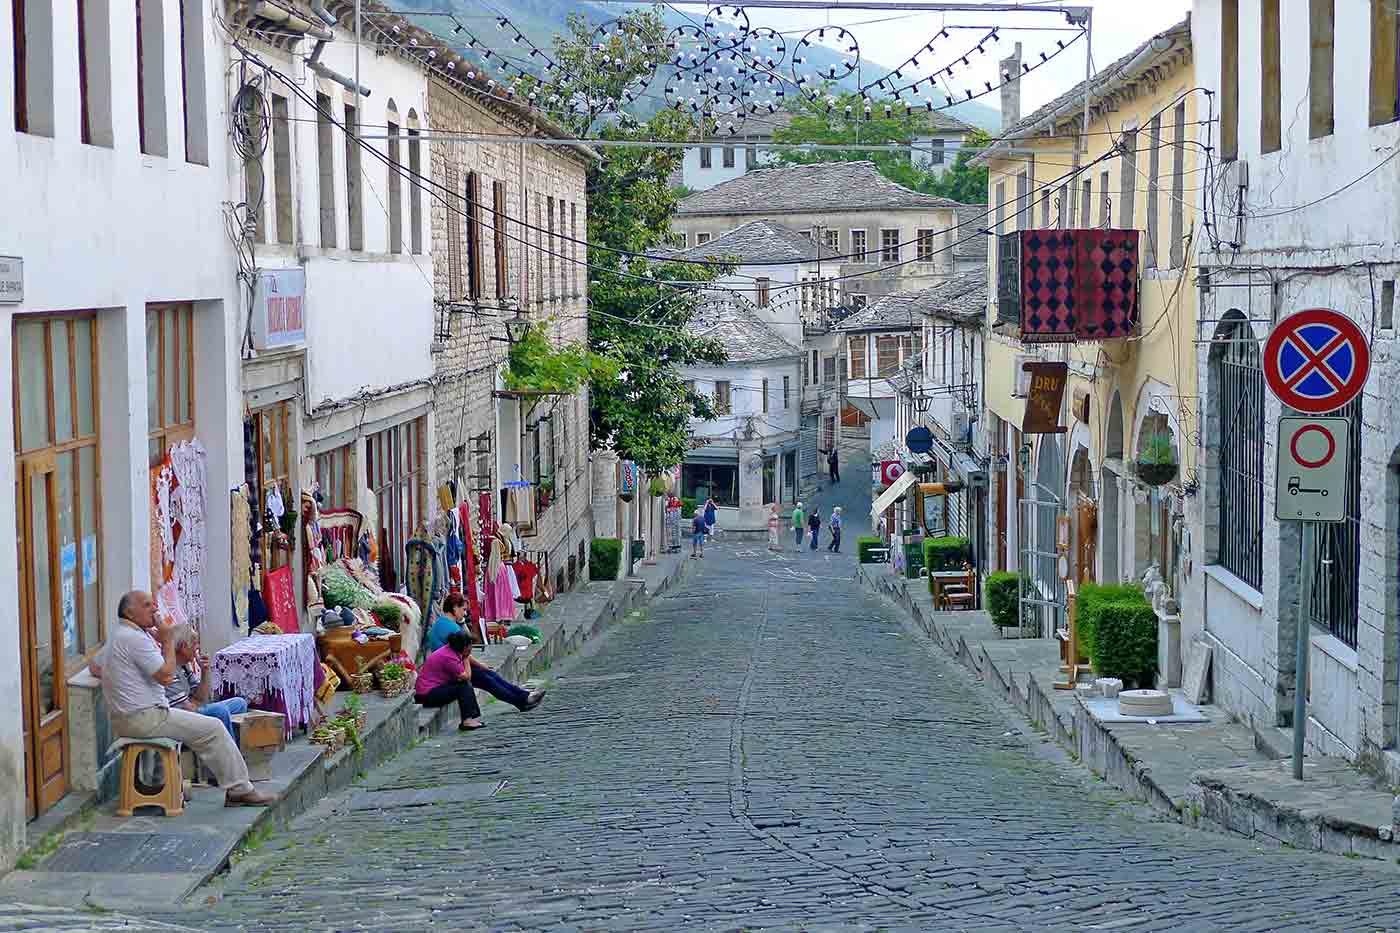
[1275,416,1349,523]
[0,256,22,304]
[251,268,306,349]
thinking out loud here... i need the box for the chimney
[999,41,1023,129]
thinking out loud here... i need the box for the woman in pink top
[414,632,546,730]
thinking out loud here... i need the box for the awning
[685,445,740,465]
[871,470,917,519]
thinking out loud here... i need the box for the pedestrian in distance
[827,448,841,484]
[792,501,806,548]
[807,508,821,551]
[690,509,707,559]
[703,497,719,539]
[767,504,782,551]
[828,506,843,553]
[415,631,545,731]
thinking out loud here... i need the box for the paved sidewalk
[859,562,1400,863]
[0,551,688,911]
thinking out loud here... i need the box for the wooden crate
[233,711,286,753]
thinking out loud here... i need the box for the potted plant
[378,662,410,698]
[1135,433,1179,487]
[648,476,668,498]
[537,475,555,509]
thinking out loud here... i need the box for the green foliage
[536,9,732,474]
[1076,582,1150,673]
[380,662,407,681]
[369,600,403,628]
[984,571,1028,630]
[321,567,374,610]
[770,94,990,204]
[1138,432,1178,466]
[680,496,697,518]
[922,536,970,572]
[342,693,364,717]
[589,537,623,581]
[507,624,543,643]
[1092,602,1160,688]
[504,321,619,395]
[856,536,885,563]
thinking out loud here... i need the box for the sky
[677,0,1194,120]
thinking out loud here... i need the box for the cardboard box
[233,710,286,753]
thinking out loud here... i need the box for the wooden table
[316,628,402,685]
[929,570,973,610]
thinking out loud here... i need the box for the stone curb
[856,563,1400,863]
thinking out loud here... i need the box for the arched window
[1211,313,1264,588]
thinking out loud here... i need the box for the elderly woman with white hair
[164,623,250,738]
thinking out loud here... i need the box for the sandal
[459,719,485,731]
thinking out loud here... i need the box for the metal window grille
[1307,395,1361,648]
[1213,320,1265,589]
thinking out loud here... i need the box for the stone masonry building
[426,69,597,595]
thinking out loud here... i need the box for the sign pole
[1292,523,1312,780]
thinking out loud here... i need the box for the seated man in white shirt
[94,591,274,808]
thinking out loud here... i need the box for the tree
[770,92,989,204]
[537,7,732,475]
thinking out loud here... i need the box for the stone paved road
[141,538,1400,931]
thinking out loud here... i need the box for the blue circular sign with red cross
[1262,308,1370,415]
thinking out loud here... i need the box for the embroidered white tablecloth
[211,633,318,736]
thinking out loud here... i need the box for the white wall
[684,359,803,439]
[1193,1,1400,759]
[241,40,435,409]
[911,132,968,176]
[0,0,238,864]
[681,143,768,191]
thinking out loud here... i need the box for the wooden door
[18,452,68,818]
[995,466,1008,569]
[1076,500,1098,584]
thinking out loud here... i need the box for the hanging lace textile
[168,440,209,629]
[231,485,253,630]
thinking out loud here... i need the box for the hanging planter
[648,476,668,498]
[618,492,634,503]
[1134,433,1178,487]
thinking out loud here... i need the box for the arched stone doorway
[1102,391,1126,583]
[1069,446,1096,583]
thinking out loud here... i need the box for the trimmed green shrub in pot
[1075,581,1148,665]
[984,571,1027,630]
[1091,602,1159,688]
[856,536,884,563]
[680,497,697,518]
[922,536,969,572]
[589,538,623,581]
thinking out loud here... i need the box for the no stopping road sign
[1263,308,1370,415]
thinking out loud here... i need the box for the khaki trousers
[110,706,254,796]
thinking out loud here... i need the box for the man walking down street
[807,508,821,551]
[827,507,844,553]
[96,591,274,807]
[691,509,707,559]
[792,501,805,548]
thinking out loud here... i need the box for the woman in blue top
[426,593,471,654]
[703,497,719,538]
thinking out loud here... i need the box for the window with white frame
[850,229,868,263]
[916,229,935,263]
[696,232,712,245]
[823,229,840,253]
[880,229,900,263]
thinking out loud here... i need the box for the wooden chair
[112,737,184,817]
[939,565,977,611]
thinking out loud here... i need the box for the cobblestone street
[136,537,1400,931]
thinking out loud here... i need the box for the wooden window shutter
[494,180,508,299]
[466,171,484,299]
[445,165,462,301]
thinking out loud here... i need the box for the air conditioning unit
[999,228,1141,343]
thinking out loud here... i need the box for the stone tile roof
[670,220,838,264]
[977,18,1191,164]
[953,207,990,262]
[686,294,804,363]
[677,161,966,216]
[836,273,987,332]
